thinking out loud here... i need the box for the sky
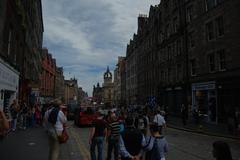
[42,0,160,96]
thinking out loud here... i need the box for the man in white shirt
[153,110,166,132]
[44,100,67,160]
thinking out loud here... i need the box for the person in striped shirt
[106,112,120,160]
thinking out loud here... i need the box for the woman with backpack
[44,99,67,160]
[144,123,168,160]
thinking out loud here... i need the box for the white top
[153,114,166,126]
[44,108,67,134]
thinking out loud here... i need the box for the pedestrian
[212,141,233,160]
[44,99,67,160]
[134,112,148,136]
[35,104,41,125]
[145,123,168,160]
[119,116,146,160]
[193,107,200,125]
[106,112,120,160]
[235,108,240,135]
[20,102,28,130]
[0,108,10,140]
[10,99,19,131]
[180,104,187,126]
[89,114,107,160]
[153,110,166,134]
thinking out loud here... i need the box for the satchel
[57,129,69,144]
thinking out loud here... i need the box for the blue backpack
[119,122,125,133]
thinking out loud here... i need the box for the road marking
[71,128,90,160]
[69,128,88,159]
[27,142,36,146]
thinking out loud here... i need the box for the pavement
[0,127,49,160]
[167,115,240,140]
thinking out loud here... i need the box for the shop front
[192,81,217,123]
[0,58,19,119]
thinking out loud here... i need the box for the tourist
[106,112,120,160]
[89,114,107,160]
[119,116,146,160]
[145,123,168,160]
[44,99,67,160]
[180,104,187,126]
[10,100,19,131]
[153,110,166,134]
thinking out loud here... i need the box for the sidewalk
[0,125,83,160]
[0,127,49,160]
[167,115,240,140]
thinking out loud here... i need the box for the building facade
[186,0,240,123]
[0,57,19,119]
[114,56,126,106]
[64,78,78,104]
[40,49,56,101]
[55,67,65,100]
[126,37,138,105]
[93,83,103,104]
[78,87,88,104]
[0,0,44,105]
[124,0,240,123]
[102,67,114,107]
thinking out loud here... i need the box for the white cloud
[42,0,159,96]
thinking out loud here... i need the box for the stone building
[120,58,127,106]
[126,36,138,105]
[55,67,65,100]
[64,78,78,104]
[0,0,44,105]
[186,0,240,123]
[40,49,56,100]
[114,57,126,106]
[78,87,87,104]
[93,83,103,104]
[125,0,240,123]
[102,67,114,107]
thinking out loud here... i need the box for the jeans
[22,114,27,129]
[90,137,104,160]
[48,132,60,160]
[107,136,119,160]
[11,118,17,131]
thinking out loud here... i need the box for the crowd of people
[0,100,235,160]
[0,99,44,135]
[88,106,169,160]
[88,106,234,160]
[9,100,43,132]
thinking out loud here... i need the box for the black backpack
[48,107,60,125]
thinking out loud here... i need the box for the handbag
[57,128,69,144]
[53,126,69,144]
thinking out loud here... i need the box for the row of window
[206,0,225,11]
[190,49,226,76]
[206,16,224,40]
[186,0,225,24]
[159,64,183,83]
[188,16,224,50]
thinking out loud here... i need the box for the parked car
[74,106,99,126]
